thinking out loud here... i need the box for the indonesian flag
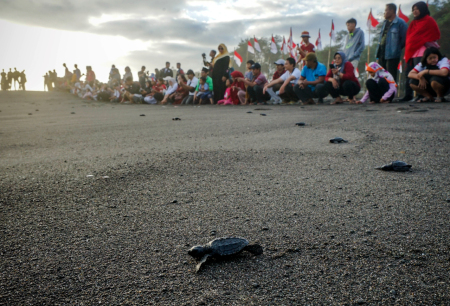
[281,36,289,55]
[234,50,243,67]
[270,35,278,54]
[247,40,255,54]
[253,36,261,52]
[329,20,336,43]
[398,61,402,73]
[287,27,293,52]
[367,9,379,29]
[398,5,409,23]
[315,29,322,51]
[427,0,429,6]
[355,67,359,78]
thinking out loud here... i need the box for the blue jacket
[344,27,365,62]
[375,16,408,60]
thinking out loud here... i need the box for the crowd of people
[31,1,448,105]
[1,68,27,91]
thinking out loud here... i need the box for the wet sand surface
[1,91,449,305]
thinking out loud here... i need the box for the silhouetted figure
[7,68,13,90]
[43,73,49,91]
[52,69,58,88]
[47,71,53,91]
[1,69,7,91]
[13,68,20,90]
[19,70,27,91]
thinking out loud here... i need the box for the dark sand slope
[1,91,449,305]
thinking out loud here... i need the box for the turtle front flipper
[244,244,263,255]
[195,254,211,273]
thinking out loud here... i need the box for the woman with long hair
[401,1,440,101]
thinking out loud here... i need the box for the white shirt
[413,57,450,79]
[280,68,302,84]
[187,76,199,96]
[165,83,178,95]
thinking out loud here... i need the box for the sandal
[417,97,433,103]
[435,97,446,103]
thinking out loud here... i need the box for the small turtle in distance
[295,122,306,126]
[330,137,348,143]
[376,160,412,172]
[188,237,263,272]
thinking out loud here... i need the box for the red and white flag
[270,35,278,54]
[281,36,289,55]
[253,36,261,52]
[398,5,410,23]
[367,9,379,29]
[247,40,255,54]
[315,29,323,51]
[234,50,243,67]
[329,20,336,43]
[355,67,359,78]
[398,61,402,73]
[287,27,294,52]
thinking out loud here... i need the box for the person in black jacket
[160,62,173,78]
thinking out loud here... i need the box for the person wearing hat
[297,31,316,64]
[265,59,286,104]
[263,57,302,103]
[236,63,270,105]
[293,53,327,105]
[179,69,199,105]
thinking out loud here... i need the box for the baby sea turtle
[172,117,181,120]
[295,122,306,126]
[330,137,348,143]
[188,237,263,272]
[375,160,412,172]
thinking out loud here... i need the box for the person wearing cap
[265,59,286,104]
[194,68,214,104]
[293,53,327,105]
[263,57,302,103]
[236,63,270,105]
[160,62,174,78]
[297,31,316,64]
[179,69,199,105]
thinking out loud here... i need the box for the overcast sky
[0,0,415,90]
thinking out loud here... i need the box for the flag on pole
[355,67,359,78]
[329,20,336,42]
[234,50,243,67]
[398,61,402,73]
[287,27,294,52]
[367,9,379,29]
[315,29,323,51]
[253,36,261,52]
[398,5,410,23]
[281,36,289,55]
[270,35,278,54]
[247,40,255,54]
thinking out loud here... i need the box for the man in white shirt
[263,57,301,103]
[180,69,199,105]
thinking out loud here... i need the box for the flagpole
[368,9,371,63]
[232,48,235,69]
[327,20,332,68]
[398,60,401,97]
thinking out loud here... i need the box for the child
[194,76,211,105]
[244,60,254,104]
[356,62,397,104]
[217,79,233,105]
[408,47,450,103]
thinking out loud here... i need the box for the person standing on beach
[19,70,27,91]
[343,18,365,71]
[1,69,7,91]
[13,68,20,90]
[43,73,49,91]
[7,68,13,90]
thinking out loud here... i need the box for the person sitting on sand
[160,77,179,105]
[194,76,212,105]
[356,62,397,104]
[321,51,360,105]
[217,78,233,105]
[120,76,141,104]
[408,47,450,103]
[144,78,166,104]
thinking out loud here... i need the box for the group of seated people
[60,47,448,106]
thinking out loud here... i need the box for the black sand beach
[1,91,449,305]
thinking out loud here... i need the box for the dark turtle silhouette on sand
[330,137,348,143]
[376,161,412,172]
[188,237,263,272]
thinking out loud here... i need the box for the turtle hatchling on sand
[330,137,348,143]
[376,160,412,172]
[188,237,263,272]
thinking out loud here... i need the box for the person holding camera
[320,51,360,104]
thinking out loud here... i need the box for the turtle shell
[207,237,249,256]
[330,137,347,143]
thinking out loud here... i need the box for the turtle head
[188,246,206,259]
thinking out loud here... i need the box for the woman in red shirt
[324,51,360,104]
